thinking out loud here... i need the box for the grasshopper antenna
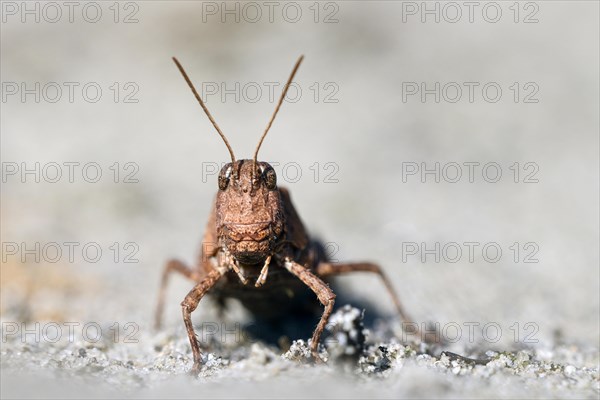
[172,57,236,166]
[253,55,304,176]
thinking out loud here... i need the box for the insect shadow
[228,241,387,348]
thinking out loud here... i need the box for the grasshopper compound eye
[261,164,277,190]
[218,164,232,190]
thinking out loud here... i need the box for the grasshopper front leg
[283,258,336,361]
[181,267,226,375]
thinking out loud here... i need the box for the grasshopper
[155,56,420,374]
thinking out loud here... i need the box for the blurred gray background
[1,1,599,398]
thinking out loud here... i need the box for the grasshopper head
[215,159,283,264]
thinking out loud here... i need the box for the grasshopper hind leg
[154,259,202,330]
[315,261,440,343]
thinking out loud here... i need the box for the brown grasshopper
[155,55,421,374]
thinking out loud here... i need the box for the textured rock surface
[2,306,598,399]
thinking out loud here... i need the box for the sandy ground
[1,1,599,399]
[1,301,599,399]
